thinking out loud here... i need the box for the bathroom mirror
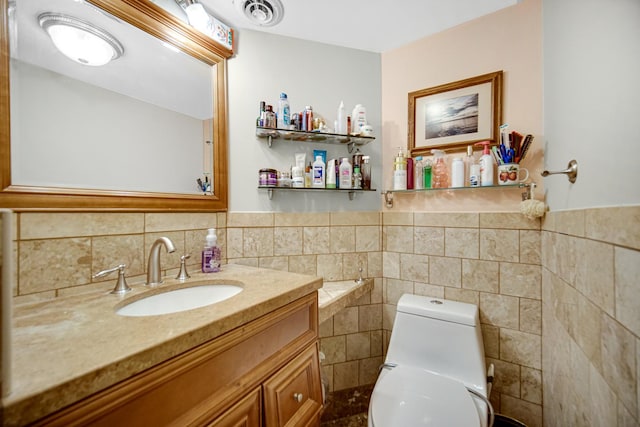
[0,0,232,211]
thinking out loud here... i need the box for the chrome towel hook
[541,159,578,183]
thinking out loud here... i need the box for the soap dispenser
[474,141,494,186]
[202,228,221,273]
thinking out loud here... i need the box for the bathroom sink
[116,284,242,317]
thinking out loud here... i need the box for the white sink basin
[116,284,243,317]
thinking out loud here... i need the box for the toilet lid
[370,366,481,427]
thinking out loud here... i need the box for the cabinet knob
[293,392,304,403]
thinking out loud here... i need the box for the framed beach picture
[408,71,503,155]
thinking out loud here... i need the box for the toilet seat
[369,366,482,427]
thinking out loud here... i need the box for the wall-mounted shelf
[256,127,375,153]
[259,186,377,201]
[383,183,530,208]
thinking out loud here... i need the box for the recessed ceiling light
[38,13,124,66]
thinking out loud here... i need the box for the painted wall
[543,0,640,210]
[380,0,543,212]
[226,30,382,212]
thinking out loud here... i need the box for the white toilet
[368,294,492,427]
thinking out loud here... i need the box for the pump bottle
[475,141,494,186]
[202,228,221,273]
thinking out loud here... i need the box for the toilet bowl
[368,294,491,427]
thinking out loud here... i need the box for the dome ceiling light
[38,13,124,67]
[234,0,284,27]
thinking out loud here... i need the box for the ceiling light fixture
[38,13,124,67]
[234,0,284,27]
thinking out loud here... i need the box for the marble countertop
[2,264,323,426]
[317,279,374,323]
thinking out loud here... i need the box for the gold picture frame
[408,71,503,156]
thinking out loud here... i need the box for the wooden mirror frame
[0,0,232,211]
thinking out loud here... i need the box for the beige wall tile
[480,229,519,262]
[370,278,383,304]
[617,400,639,427]
[430,256,462,288]
[144,213,217,232]
[319,318,333,338]
[330,211,380,226]
[227,258,258,267]
[289,254,317,276]
[333,361,359,391]
[258,256,288,271]
[576,293,603,371]
[414,212,478,228]
[384,225,414,253]
[521,367,542,404]
[216,212,227,228]
[274,212,330,227]
[273,227,303,256]
[500,328,542,369]
[242,228,274,257]
[615,246,640,337]
[544,268,578,339]
[399,253,428,282]
[320,336,346,364]
[356,226,381,252]
[383,251,399,279]
[382,303,396,331]
[588,364,618,427]
[414,226,445,256]
[20,213,143,239]
[575,238,614,316]
[551,209,585,237]
[19,238,92,294]
[413,282,444,299]
[500,395,542,427]
[333,306,358,335]
[480,293,519,329]
[540,231,556,273]
[92,234,144,278]
[480,212,540,230]
[382,211,413,226]
[227,212,273,227]
[445,228,479,258]
[481,324,500,359]
[359,304,382,331]
[370,330,383,357]
[519,230,541,265]
[444,288,479,305]
[586,206,640,250]
[487,357,521,398]
[601,313,638,416]
[343,252,368,281]
[226,228,243,258]
[555,232,577,286]
[367,252,383,279]
[303,227,330,254]
[317,254,344,281]
[500,263,541,299]
[330,226,356,253]
[359,356,383,385]
[462,259,499,293]
[385,278,413,305]
[519,298,541,335]
[346,332,371,361]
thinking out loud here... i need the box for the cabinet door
[263,344,322,427]
[206,387,262,427]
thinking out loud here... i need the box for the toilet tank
[386,294,487,393]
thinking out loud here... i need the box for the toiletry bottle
[362,155,371,190]
[430,149,449,188]
[277,92,290,129]
[336,101,346,134]
[475,141,494,186]
[423,158,432,188]
[257,101,266,127]
[305,162,312,188]
[352,165,362,189]
[265,105,276,128]
[451,157,464,188]
[339,157,352,189]
[406,155,414,190]
[202,228,221,273]
[312,155,325,188]
[465,145,474,187]
[326,159,337,188]
[392,149,407,190]
[414,156,424,190]
[351,104,367,134]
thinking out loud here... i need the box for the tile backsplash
[11,206,639,426]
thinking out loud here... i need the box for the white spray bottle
[475,141,494,186]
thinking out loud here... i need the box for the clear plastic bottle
[265,105,276,128]
[430,149,449,188]
[423,158,432,188]
[277,93,290,129]
[414,156,424,190]
[336,101,346,134]
[451,157,464,188]
[339,157,352,189]
[352,165,362,189]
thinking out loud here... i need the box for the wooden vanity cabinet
[34,293,322,427]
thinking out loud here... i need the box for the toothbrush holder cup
[498,163,529,185]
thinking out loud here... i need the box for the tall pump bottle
[475,141,494,186]
[392,148,407,190]
[430,149,449,188]
[202,228,221,273]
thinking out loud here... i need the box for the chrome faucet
[146,237,176,286]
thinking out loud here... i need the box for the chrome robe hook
[541,160,578,183]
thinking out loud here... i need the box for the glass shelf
[258,186,377,201]
[383,183,530,208]
[256,127,375,153]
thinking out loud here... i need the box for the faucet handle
[94,264,132,295]
[354,266,365,285]
[176,254,191,281]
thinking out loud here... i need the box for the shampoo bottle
[339,157,352,189]
[277,92,290,129]
[475,141,494,186]
[202,228,221,273]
